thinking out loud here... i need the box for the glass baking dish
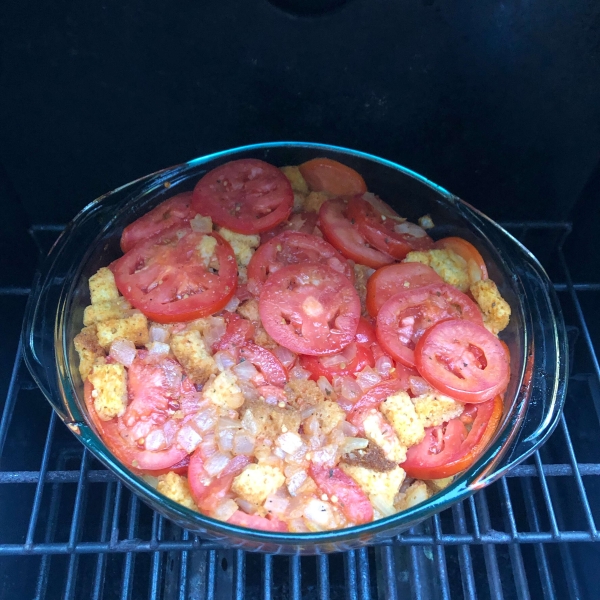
[22,142,568,554]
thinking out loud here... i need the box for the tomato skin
[298,158,367,196]
[247,231,353,288]
[376,284,484,369]
[259,263,361,356]
[213,313,255,354]
[347,196,434,260]
[402,396,502,479]
[355,317,377,346]
[228,511,289,532]
[414,319,510,403]
[309,464,373,524]
[239,341,288,387]
[112,226,238,324]
[366,263,443,317]
[434,237,488,282]
[192,159,293,234]
[120,192,195,253]
[140,455,190,477]
[319,198,395,269]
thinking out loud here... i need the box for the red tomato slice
[376,284,484,369]
[319,198,395,269]
[141,455,190,477]
[259,263,361,356]
[260,211,318,244]
[355,316,377,346]
[309,464,373,524]
[112,225,238,323]
[227,511,289,532]
[402,395,503,479]
[239,341,288,387]
[347,195,433,260]
[414,319,510,403]
[83,353,198,472]
[247,231,353,288]
[213,312,255,354]
[120,192,195,253]
[298,158,367,196]
[434,237,488,282]
[366,263,443,317]
[192,159,293,234]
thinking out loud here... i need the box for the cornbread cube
[170,330,217,385]
[312,400,346,435]
[412,393,464,428]
[74,325,106,379]
[395,480,432,511]
[88,362,128,421]
[218,228,260,267]
[237,299,260,322]
[89,267,120,304]
[231,464,285,505]
[83,297,132,326]
[304,191,329,213]
[362,411,407,463]
[380,391,426,447]
[404,248,469,292]
[470,279,511,335]
[96,312,150,348]
[157,472,198,511]
[203,370,244,409]
[197,235,218,266]
[280,166,309,195]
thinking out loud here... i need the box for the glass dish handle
[21,167,171,424]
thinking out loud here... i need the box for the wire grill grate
[1,222,599,599]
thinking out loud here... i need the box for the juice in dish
[74,158,511,532]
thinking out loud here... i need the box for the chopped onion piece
[409,376,433,397]
[375,355,394,378]
[109,339,137,367]
[287,471,308,496]
[341,421,358,436]
[192,409,218,433]
[241,410,259,435]
[355,366,382,392]
[320,353,346,367]
[276,432,304,455]
[393,221,428,238]
[273,345,296,369]
[235,498,259,515]
[289,365,311,380]
[212,499,239,522]
[310,445,337,466]
[149,325,169,343]
[232,432,255,455]
[204,452,231,477]
[238,380,260,402]
[147,341,170,355]
[317,376,335,398]
[303,498,334,529]
[214,350,236,372]
[203,317,227,348]
[217,429,234,453]
[336,376,362,402]
[418,214,434,230]
[223,295,240,312]
[233,361,260,381]
[264,495,290,516]
[176,425,202,453]
[190,214,213,233]
[144,429,167,451]
[217,417,240,430]
[341,437,369,453]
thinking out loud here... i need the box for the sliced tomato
[192,159,293,234]
[309,464,373,524]
[414,319,510,403]
[239,341,288,387]
[434,237,488,282]
[298,158,367,196]
[260,211,318,244]
[366,263,443,317]
[247,231,353,289]
[141,455,190,477]
[228,511,289,532]
[112,225,237,323]
[376,284,484,369]
[355,317,377,347]
[347,378,410,422]
[213,312,255,354]
[259,263,361,356]
[402,395,503,479]
[319,198,394,269]
[347,195,433,260]
[120,192,195,253]
[83,353,198,472]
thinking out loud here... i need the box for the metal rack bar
[92,482,115,600]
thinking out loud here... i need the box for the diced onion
[241,410,259,435]
[341,421,358,437]
[303,498,334,528]
[289,365,311,380]
[147,341,170,355]
[204,452,231,477]
[355,366,382,392]
[276,432,304,455]
[214,351,236,372]
[190,214,213,233]
[144,429,167,451]
[317,376,335,397]
[217,429,234,452]
[212,499,239,522]
[238,380,261,402]
[217,417,240,430]
[192,409,218,433]
[149,325,169,343]
[232,432,255,455]
[287,471,307,496]
[335,376,362,402]
[375,355,394,378]
[393,221,428,238]
[203,317,227,348]
[223,296,240,312]
[264,495,290,516]
[176,425,202,453]
[341,437,369,453]
[109,339,137,367]
[233,361,260,381]
[319,343,357,367]
[409,376,432,397]
[310,445,337,466]
[273,345,296,369]
[235,498,259,515]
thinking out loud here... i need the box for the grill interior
[1,221,599,599]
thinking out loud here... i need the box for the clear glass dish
[22,142,568,554]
